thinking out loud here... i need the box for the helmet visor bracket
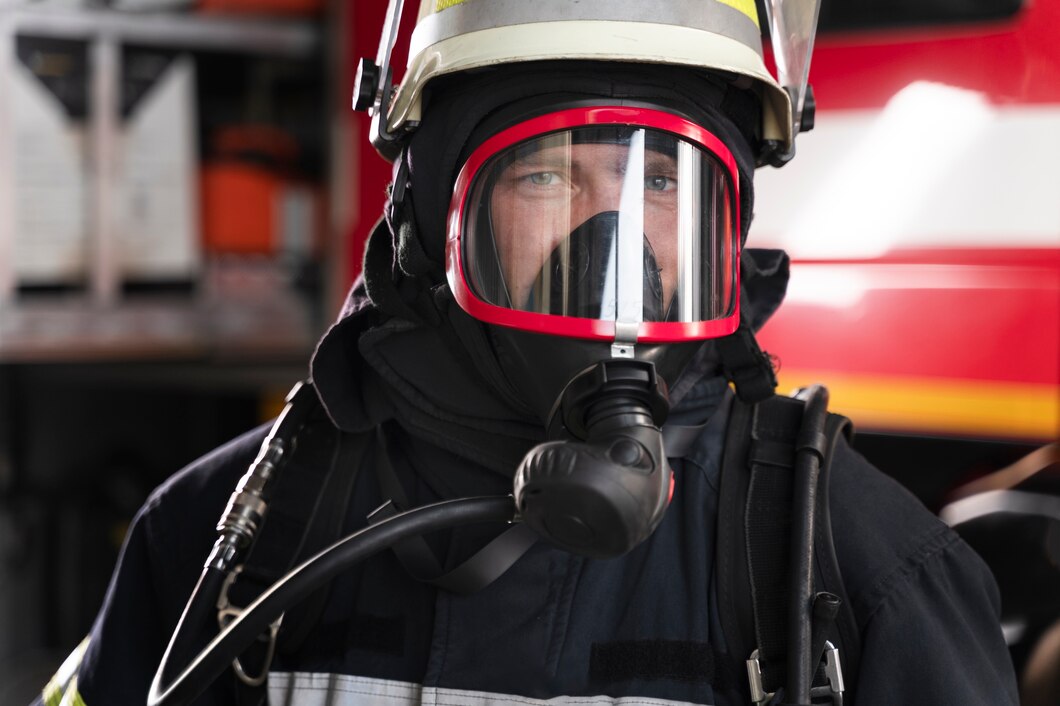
[763,0,823,136]
[447,107,741,344]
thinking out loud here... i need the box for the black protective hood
[310,62,790,475]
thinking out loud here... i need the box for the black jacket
[38,267,1019,705]
[50,358,1017,705]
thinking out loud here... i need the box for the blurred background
[0,0,1056,703]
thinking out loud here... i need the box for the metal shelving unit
[0,4,326,362]
[0,8,344,696]
[1,5,319,55]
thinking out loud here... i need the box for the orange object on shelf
[197,0,325,16]
[200,124,323,257]
[201,162,323,257]
[200,162,278,255]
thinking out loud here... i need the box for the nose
[572,176,628,230]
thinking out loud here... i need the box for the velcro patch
[590,640,715,684]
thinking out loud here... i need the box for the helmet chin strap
[716,314,779,403]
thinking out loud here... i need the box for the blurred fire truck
[754,0,1058,452]
[751,1,1060,690]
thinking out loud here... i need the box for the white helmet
[354,0,822,165]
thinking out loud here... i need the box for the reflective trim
[434,0,759,23]
[718,0,760,26]
[392,21,791,146]
[676,143,703,322]
[940,489,1060,527]
[411,0,762,59]
[615,129,645,337]
[267,671,714,705]
[43,638,89,706]
[43,677,62,706]
[58,678,88,706]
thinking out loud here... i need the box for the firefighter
[38,1,1019,705]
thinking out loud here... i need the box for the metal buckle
[745,649,774,705]
[748,641,845,706]
[809,640,845,706]
[216,566,285,687]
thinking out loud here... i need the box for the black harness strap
[716,394,757,667]
[369,423,537,595]
[276,427,369,652]
[226,412,370,705]
[746,397,805,691]
[814,412,861,704]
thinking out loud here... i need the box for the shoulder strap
[814,411,861,704]
[716,393,758,669]
[369,422,537,595]
[716,391,860,704]
[225,410,371,705]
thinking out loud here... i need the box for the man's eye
[645,175,675,191]
[527,172,556,186]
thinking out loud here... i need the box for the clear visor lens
[462,126,738,325]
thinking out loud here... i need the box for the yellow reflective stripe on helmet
[716,0,760,27]
[42,638,89,706]
[435,0,760,27]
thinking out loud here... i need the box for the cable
[149,494,517,706]
[156,566,227,690]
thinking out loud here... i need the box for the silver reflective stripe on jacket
[267,672,715,706]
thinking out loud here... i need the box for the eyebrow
[504,146,676,173]
[507,154,570,170]
[644,152,678,173]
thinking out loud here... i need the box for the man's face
[488,140,680,313]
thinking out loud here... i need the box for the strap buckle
[217,566,284,687]
[808,641,845,706]
[747,642,845,706]
[745,649,773,705]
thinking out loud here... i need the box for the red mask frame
[445,106,741,344]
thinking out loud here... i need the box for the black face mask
[486,310,701,558]
[527,211,667,323]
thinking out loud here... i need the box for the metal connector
[207,380,317,573]
[746,649,774,705]
[215,436,287,546]
[809,641,846,706]
[823,641,845,695]
[216,566,284,688]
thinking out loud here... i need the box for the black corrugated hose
[148,495,517,706]
[784,384,830,706]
